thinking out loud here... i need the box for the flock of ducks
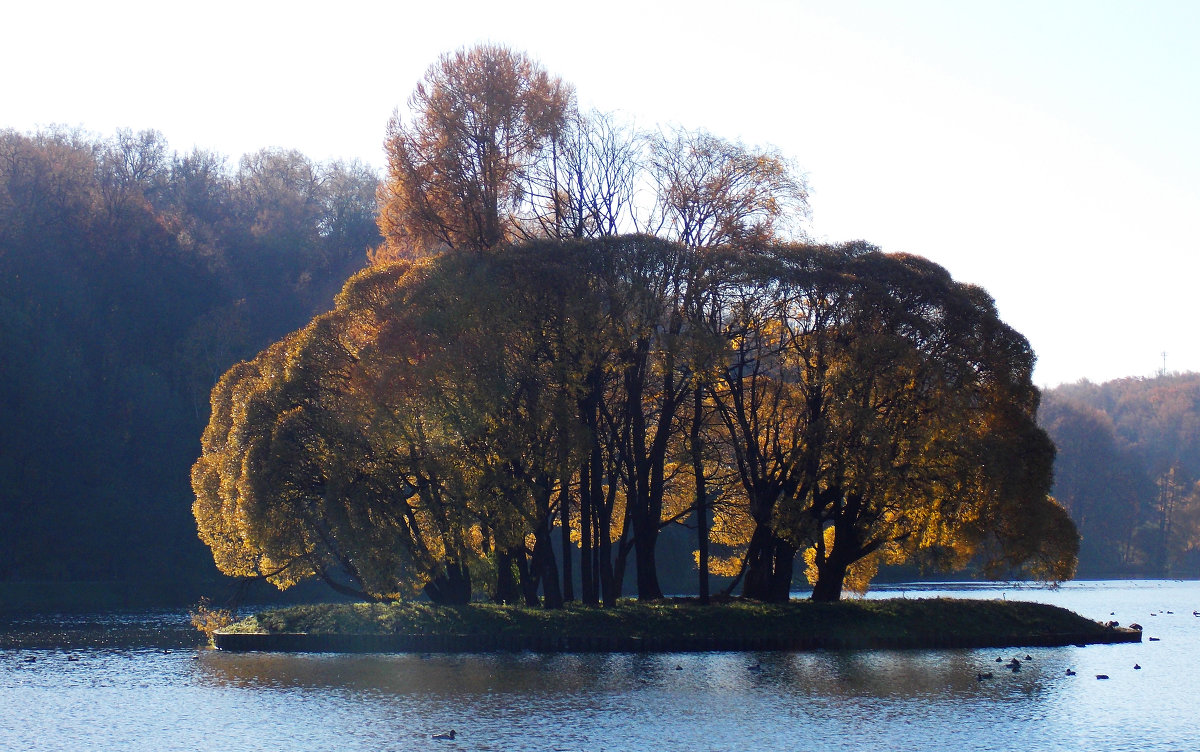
[973,606,1193,683]
[975,650,1144,683]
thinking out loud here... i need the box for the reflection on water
[2,581,1199,751]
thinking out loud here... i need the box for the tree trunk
[599,503,617,607]
[634,525,663,601]
[769,538,796,602]
[559,480,574,603]
[691,384,710,604]
[742,523,792,602]
[494,550,519,605]
[532,517,563,609]
[579,453,596,605]
[810,558,847,602]
[425,561,472,604]
[516,548,539,607]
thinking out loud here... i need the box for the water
[2,580,1198,751]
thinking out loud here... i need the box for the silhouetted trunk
[769,538,796,602]
[425,561,472,604]
[691,384,710,604]
[532,515,563,609]
[598,501,617,607]
[516,548,539,606]
[579,454,596,605]
[810,558,847,602]
[495,549,520,605]
[633,523,662,601]
[742,523,793,602]
[559,479,574,603]
[579,380,601,606]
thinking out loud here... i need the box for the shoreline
[212,597,1142,653]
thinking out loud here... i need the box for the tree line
[0,126,378,594]
[1041,373,1200,577]
[192,44,1077,606]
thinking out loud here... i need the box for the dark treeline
[0,127,379,599]
[1040,373,1200,577]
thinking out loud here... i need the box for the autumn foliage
[192,238,1077,604]
[191,44,1075,605]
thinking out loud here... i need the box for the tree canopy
[193,238,1077,604]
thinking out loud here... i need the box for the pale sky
[5,0,1198,388]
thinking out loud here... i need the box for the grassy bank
[215,598,1139,652]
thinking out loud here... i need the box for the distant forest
[0,127,379,602]
[0,125,1195,609]
[1041,374,1200,577]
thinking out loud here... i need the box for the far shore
[212,597,1141,653]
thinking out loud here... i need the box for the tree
[192,261,491,603]
[521,108,645,241]
[699,244,1077,601]
[377,44,575,257]
[648,128,808,249]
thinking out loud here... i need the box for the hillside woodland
[0,127,378,596]
[1041,374,1200,576]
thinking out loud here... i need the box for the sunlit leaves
[193,236,1075,604]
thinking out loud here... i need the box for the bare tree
[648,127,809,248]
[520,109,645,241]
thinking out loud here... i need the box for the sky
[5,0,1198,388]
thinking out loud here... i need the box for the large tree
[699,244,1077,601]
[648,128,808,249]
[377,44,575,257]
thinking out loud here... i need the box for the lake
[2,580,1197,751]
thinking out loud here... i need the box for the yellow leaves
[700,552,747,578]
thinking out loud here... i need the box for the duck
[1065,669,1076,676]
[977,672,994,681]
[432,730,456,741]
[1024,655,1033,661]
[1096,674,1110,680]
[1134,664,1142,670]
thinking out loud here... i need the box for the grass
[220,597,1121,648]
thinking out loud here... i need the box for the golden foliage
[189,598,233,644]
[378,44,575,257]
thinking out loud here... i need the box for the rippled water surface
[2,580,1198,751]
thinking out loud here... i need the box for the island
[212,598,1141,653]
